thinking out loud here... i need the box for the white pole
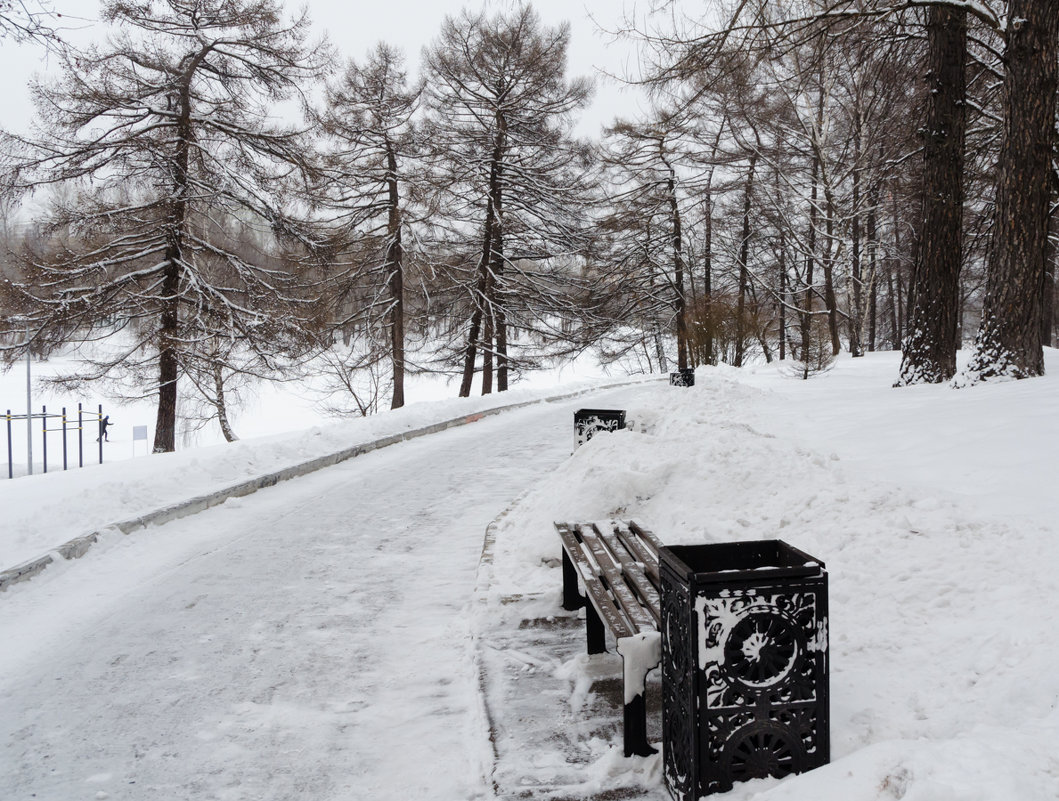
[25,332,32,476]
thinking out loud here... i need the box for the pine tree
[1,0,329,451]
[421,4,594,396]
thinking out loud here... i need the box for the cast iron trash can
[573,408,626,449]
[659,540,829,799]
[670,368,695,387]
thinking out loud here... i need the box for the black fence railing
[5,403,105,479]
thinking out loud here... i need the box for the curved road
[0,395,614,800]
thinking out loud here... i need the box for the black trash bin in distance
[659,540,829,799]
[573,408,626,449]
[670,368,695,387]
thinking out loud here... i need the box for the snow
[0,349,635,570]
[616,632,662,705]
[3,348,1059,800]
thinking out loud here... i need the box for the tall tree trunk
[1043,202,1058,348]
[964,1,1058,380]
[458,170,497,398]
[154,294,179,453]
[703,188,714,365]
[385,144,405,410]
[481,285,494,395]
[213,363,238,443]
[801,146,820,380]
[649,258,669,372]
[734,152,757,367]
[849,121,864,357]
[493,163,508,392]
[822,186,841,356]
[482,227,497,396]
[663,153,688,370]
[891,188,904,347]
[779,228,787,361]
[460,121,506,397]
[896,6,968,385]
[153,62,201,453]
[867,183,880,351]
[458,264,488,397]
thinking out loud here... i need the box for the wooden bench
[555,519,663,757]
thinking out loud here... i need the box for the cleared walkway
[0,397,601,800]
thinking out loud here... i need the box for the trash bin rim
[659,539,825,584]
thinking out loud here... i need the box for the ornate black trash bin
[659,540,829,798]
[670,368,695,387]
[573,408,626,449]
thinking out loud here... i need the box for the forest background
[0,0,1056,453]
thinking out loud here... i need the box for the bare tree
[0,0,330,452]
[314,42,420,410]
[0,0,65,46]
[596,114,692,373]
[421,4,595,396]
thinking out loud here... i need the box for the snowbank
[487,349,1059,799]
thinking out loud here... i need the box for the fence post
[98,404,104,465]
[42,404,47,474]
[78,403,84,468]
[6,410,11,480]
[62,407,68,470]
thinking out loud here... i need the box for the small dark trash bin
[670,368,695,387]
[659,540,829,799]
[573,408,626,449]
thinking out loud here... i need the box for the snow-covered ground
[2,349,1058,800]
[0,350,626,569]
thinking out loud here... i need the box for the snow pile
[488,350,1059,799]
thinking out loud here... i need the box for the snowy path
[0,395,603,801]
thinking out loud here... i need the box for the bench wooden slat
[557,523,636,640]
[613,521,663,588]
[628,520,664,556]
[596,523,661,628]
[623,561,661,627]
[578,523,656,633]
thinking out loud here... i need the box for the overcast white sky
[0,0,663,138]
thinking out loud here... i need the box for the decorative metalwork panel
[573,408,626,448]
[660,563,695,801]
[659,543,829,798]
[698,587,825,709]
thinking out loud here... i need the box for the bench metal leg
[561,549,584,611]
[616,632,662,757]
[586,601,606,654]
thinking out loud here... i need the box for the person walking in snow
[97,415,112,442]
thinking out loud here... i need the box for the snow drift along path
[0,393,616,801]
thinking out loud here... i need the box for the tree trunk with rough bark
[459,123,505,398]
[734,153,757,367]
[896,6,968,385]
[703,188,714,366]
[213,364,238,443]
[963,1,1058,381]
[1043,204,1058,348]
[153,62,200,453]
[386,144,406,410]
[663,154,688,370]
